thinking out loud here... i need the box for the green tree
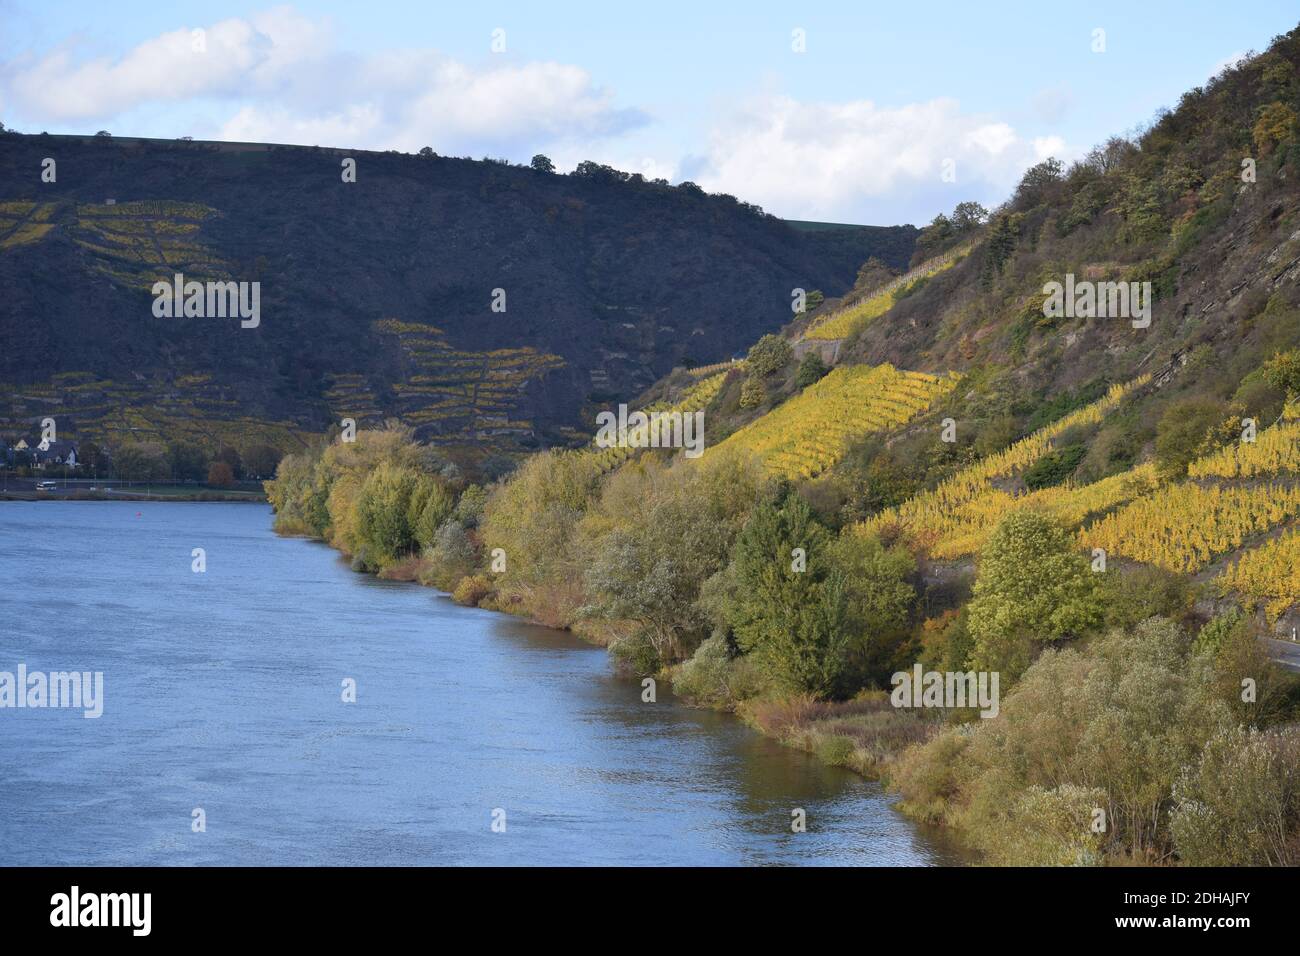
[739,376,765,408]
[951,200,989,232]
[1154,399,1229,480]
[529,154,555,173]
[167,441,209,482]
[114,442,168,482]
[726,491,849,696]
[355,461,421,565]
[966,511,1102,680]
[746,334,793,377]
[1262,349,1300,401]
[242,444,283,480]
[408,476,455,551]
[795,351,829,388]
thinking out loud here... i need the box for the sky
[1,1,1296,225]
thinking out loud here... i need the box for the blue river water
[0,501,962,865]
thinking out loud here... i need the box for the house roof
[32,440,77,461]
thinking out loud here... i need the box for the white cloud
[1210,51,1249,79]
[693,94,1059,222]
[1032,135,1067,160]
[0,6,643,154]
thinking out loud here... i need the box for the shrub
[738,375,765,408]
[609,628,663,677]
[672,634,764,707]
[1022,443,1086,489]
[1170,727,1300,866]
[795,351,829,388]
[452,574,493,607]
[746,334,792,377]
[816,734,857,767]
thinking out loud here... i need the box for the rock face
[0,134,916,457]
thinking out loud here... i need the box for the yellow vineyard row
[1218,529,1300,622]
[709,363,958,480]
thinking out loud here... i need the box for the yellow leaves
[805,288,895,340]
[803,242,972,342]
[1219,530,1300,622]
[1188,421,1300,479]
[578,371,727,474]
[709,364,957,480]
[858,375,1152,555]
[0,201,60,250]
[1080,483,1300,573]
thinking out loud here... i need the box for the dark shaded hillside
[0,134,915,459]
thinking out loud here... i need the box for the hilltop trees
[912,200,989,263]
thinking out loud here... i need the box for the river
[0,501,962,865]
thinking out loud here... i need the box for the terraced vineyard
[908,462,1162,560]
[1219,529,1300,622]
[1188,420,1300,479]
[685,359,743,378]
[804,243,973,342]
[0,372,312,452]
[1,199,232,289]
[857,376,1152,556]
[710,364,958,480]
[71,200,227,289]
[1080,483,1300,573]
[371,319,565,446]
[0,201,57,249]
[581,370,728,473]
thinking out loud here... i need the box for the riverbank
[0,482,266,502]
[364,547,957,826]
[1,499,962,866]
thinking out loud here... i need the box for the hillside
[0,134,915,464]
[636,27,1300,628]
[262,26,1300,867]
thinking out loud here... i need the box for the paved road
[1267,638,1300,672]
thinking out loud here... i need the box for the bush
[1022,443,1086,489]
[672,634,764,707]
[795,351,829,388]
[970,784,1109,866]
[746,334,792,377]
[452,574,493,607]
[1154,399,1229,480]
[609,628,663,677]
[816,734,857,767]
[739,375,765,409]
[1171,726,1300,866]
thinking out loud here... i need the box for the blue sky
[2,1,1296,224]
